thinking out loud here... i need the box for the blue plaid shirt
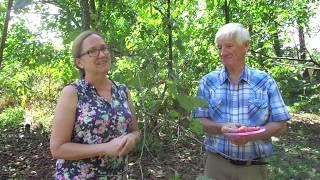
[193,66,290,160]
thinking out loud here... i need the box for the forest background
[0,0,320,179]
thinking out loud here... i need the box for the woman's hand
[104,135,127,157]
[118,132,139,157]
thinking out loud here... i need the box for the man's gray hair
[215,23,250,45]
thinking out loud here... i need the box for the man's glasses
[78,46,110,58]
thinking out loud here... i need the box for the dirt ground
[1,113,320,179]
[0,126,204,179]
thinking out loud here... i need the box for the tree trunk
[298,24,306,60]
[89,0,97,29]
[0,0,14,69]
[80,0,91,30]
[167,0,173,80]
[223,0,230,24]
[273,31,282,57]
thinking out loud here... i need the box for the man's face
[216,38,249,69]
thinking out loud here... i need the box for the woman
[50,30,140,179]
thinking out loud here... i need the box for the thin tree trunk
[96,0,105,30]
[167,0,173,80]
[80,0,91,30]
[0,0,14,69]
[298,25,306,60]
[273,31,282,57]
[223,0,230,24]
[89,0,96,29]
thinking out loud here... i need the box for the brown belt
[215,153,268,166]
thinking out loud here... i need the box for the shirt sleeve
[268,78,291,122]
[192,78,210,118]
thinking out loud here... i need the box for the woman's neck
[84,74,109,90]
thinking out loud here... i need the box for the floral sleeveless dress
[55,79,132,179]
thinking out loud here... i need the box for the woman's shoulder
[65,79,89,93]
[61,84,78,96]
[110,79,128,91]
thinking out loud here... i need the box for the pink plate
[224,127,266,136]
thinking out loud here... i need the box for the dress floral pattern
[55,79,132,179]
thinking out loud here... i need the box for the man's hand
[221,123,241,133]
[222,124,261,145]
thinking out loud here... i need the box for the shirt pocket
[208,98,224,122]
[248,99,269,125]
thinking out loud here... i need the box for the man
[192,23,290,180]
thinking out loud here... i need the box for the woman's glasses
[78,46,110,58]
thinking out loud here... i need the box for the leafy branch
[250,50,320,68]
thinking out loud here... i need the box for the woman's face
[76,34,111,76]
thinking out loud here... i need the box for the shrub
[0,107,24,128]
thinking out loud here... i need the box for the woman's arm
[119,90,141,156]
[50,85,126,160]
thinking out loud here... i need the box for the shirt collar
[218,65,251,85]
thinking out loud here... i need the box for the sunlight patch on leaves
[14,0,32,10]
[271,136,280,142]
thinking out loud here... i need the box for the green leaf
[64,30,82,44]
[167,80,178,97]
[168,110,179,118]
[189,119,203,135]
[149,100,162,113]
[176,95,207,112]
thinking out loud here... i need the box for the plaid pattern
[193,66,290,160]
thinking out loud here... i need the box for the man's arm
[226,121,288,145]
[201,118,223,134]
[201,118,241,135]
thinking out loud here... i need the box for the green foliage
[170,175,181,180]
[31,102,55,131]
[176,95,207,112]
[268,65,320,113]
[0,1,319,178]
[195,176,212,180]
[268,114,320,179]
[189,119,203,136]
[0,107,24,128]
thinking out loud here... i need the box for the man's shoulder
[201,68,222,81]
[247,67,276,89]
[247,67,269,76]
[247,67,272,80]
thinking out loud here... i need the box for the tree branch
[153,5,164,16]
[41,0,81,29]
[0,0,13,69]
[250,50,320,68]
